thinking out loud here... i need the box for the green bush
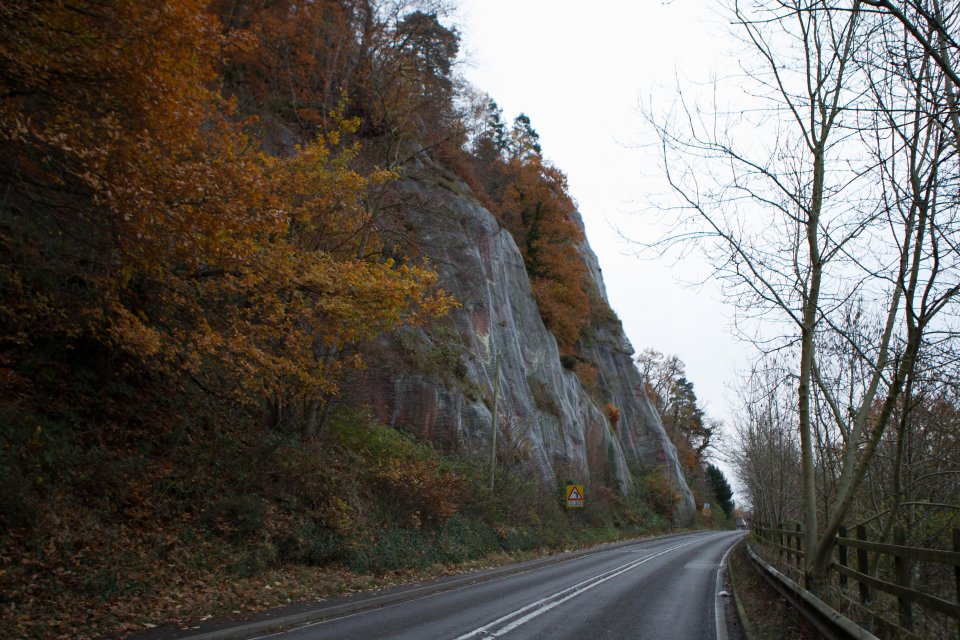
[207,494,269,541]
[436,514,500,562]
[2,396,684,640]
[639,470,680,519]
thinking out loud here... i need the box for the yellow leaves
[376,458,463,526]
[2,0,455,410]
[107,304,162,358]
[604,403,621,432]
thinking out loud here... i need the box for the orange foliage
[216,0,357,134]
[604,403,621,430]
[218,1,461,152]
[574,362,600,392]
[499,158,591,349]
[0,1,454,404]
[673,438,700,473]
[442,149,507,222]
[376,458,463,526]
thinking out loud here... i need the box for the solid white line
[247,540,668,639]
[452,536,708,640]
[715,533,744,640]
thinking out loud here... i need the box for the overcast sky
[454,0,749,428]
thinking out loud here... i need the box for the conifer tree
[706,464,735,518]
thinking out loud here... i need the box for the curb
[155,530,700,640]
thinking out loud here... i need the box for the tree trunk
[303,396,321,439]
[799,140,825,590]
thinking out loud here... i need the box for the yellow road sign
[565,483,584,508]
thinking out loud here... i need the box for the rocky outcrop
[344,158,695,524]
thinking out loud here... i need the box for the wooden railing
[753,522,960,638]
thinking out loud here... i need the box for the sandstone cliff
[344,157,696,523]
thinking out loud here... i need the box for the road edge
[715,531,746,640]
[151,530,707,640]
[724,538,755,639]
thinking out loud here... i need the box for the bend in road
[254,530,746,640]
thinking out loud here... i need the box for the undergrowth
[1,389,674,639]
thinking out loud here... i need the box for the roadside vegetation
[2,404,680,639]
[0,2,739,638]
[635,349,736,527]
[645,0,960,634]
[646,0,960,595]
[727,541,816,640]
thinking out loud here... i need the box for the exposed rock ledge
[343,157,695,525]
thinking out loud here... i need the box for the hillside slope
[343,156,695,522]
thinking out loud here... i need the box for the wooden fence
[753,522,960,637]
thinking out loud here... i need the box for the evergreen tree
[475,97,508,161]
[706,464,735,518]
[510,113,542,159]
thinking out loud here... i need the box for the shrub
[573,362,600,392]
[376,458,463,527]
[640,470,680,519]
[603,403,621,431]
[206,494,269,541]
[436,514,500,562]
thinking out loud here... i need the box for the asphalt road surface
[253,530,746,640]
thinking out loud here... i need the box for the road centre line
[250,538,691,640]
[451,536,709,639]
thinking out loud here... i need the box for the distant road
[255,530,746,640]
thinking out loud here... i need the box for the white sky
[453,0,749,429]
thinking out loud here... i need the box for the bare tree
[644,0,960,590]
[645,0,864,587]
[730,358,804,527]
[858,0,960,151]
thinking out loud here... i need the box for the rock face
[344,158,695,524]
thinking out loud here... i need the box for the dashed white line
[452,537,708,639]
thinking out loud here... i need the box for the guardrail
[753,522,960,638]
[745,543,879,640]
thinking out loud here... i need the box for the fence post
[778,521,784,564]
[838,525,848,590]
[795,522,802,571]
[893,526,913,630]
[857,524,871,605]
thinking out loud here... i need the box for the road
[253,530,746,640]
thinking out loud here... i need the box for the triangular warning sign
[565,483,584,508]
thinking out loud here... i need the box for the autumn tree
[499,155,591,349]
[0,0,454,438]
[214,0,463,159]
[635,350,713,470]
[635,348,685,416]
[213,0,361,136]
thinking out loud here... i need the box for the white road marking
[452,536,708,639]
[715,533,743,640]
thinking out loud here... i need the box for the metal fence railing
[753,522,960,639]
